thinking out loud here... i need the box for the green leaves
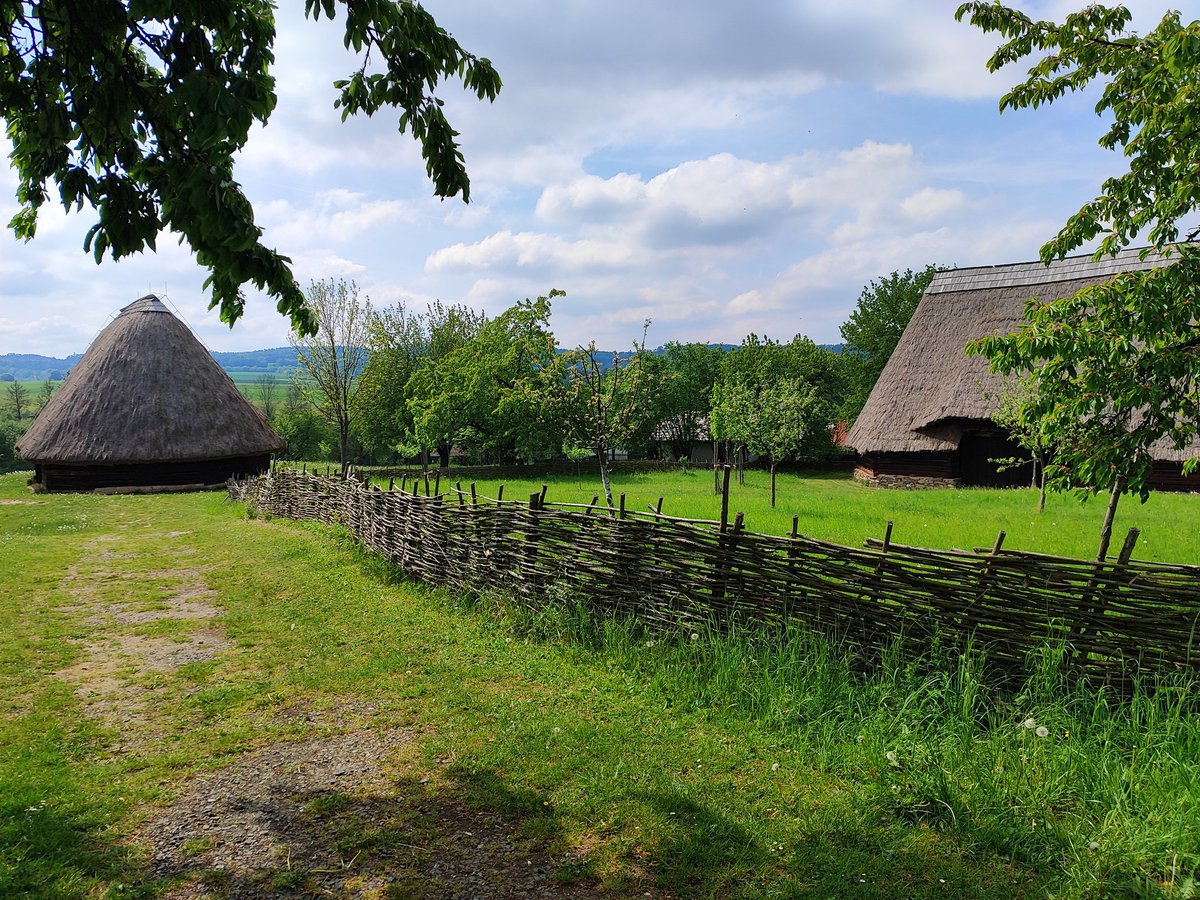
[2,0,499,333]
[959,3,1200,501]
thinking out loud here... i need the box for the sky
[1,0,1194,358]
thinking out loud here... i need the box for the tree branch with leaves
[1,1,500,334]
[958,1,1200,557]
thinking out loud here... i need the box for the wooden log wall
[232,471,1200,685]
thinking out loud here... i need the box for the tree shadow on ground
[137,762,621,899]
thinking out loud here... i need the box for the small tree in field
[539,322,658,509]
[36,378,56,412]
[749,378,822,508]
[6,381,28,421]
[257,372,279,423]
[987,375,1055,513]
[290,279,369,477]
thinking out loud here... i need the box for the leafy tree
[839,266,942,422]
[407,295,557,467]
[290,278,369,476]
[355,300,485,465]
[6,381,28,421]
[537,321,659,509]
[0,418,26,472]
[1,2,500,334]
[751,379,824,508]
[988,375,1054,513]
[650,342,724,461]
[711,334,846,487]
[958,2,1200,559]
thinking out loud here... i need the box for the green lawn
[376,466,1200,565]
[3,470,1199,897]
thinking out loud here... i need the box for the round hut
[17,295,285,492]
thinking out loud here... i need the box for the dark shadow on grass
[0,797,145,897]
[630,789,1040,899]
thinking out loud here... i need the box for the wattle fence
[232,469,1200,684]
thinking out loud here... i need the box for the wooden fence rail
[231,470,1200,684]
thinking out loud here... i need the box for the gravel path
[53,530,630,898]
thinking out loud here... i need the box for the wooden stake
[720,465,731,533]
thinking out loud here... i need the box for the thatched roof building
[845,249,1200,490]
[18,295,284,492]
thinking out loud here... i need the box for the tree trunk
[713,439,720,494]
[597,449,615,509]
[438,443,451,469]
[338,423,350,477]
[770,459,777,508]
[1037,462,1047,514]
[736,444,745,486]
[1095,477,1125,562]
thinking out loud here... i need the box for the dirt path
[50,529,616,898]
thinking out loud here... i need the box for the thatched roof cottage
[18,295,284,492]
[845,249,1200,490]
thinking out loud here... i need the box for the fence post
[524,491,542,599]
[719,465,731,533]
[785,515,800,626]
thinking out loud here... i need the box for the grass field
[4,469,1200,897]
[371,466,1200,565]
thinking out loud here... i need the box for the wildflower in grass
[690,632,699,641]
[771,762,780,771]
[1035,725,1049,738]
[1023,717,1037,729]
[1088,840,1101,851]
[886,750,899,766]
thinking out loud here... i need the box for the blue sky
[1,0,1192,357]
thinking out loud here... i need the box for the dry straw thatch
[845,248,1193,464]
[18,296,283,488]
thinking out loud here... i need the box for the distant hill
[0,347,299,382]
[0,353,83,382]
[2,342,843,382]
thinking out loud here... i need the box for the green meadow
[374,466,1200,565]
[4,468,1200,897]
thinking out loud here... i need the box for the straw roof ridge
[17,295,285,464]
[845,249,1196,462]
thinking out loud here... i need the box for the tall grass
[476,584,1200,896]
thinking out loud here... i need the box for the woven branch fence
[232,469,1200,684]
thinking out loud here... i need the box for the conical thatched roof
[845,248,1195,462]
[17,296,284,464]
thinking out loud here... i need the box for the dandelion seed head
[1088,840,1101,851]
[690,632,699,641]
[1024,717,1037,729]
[1036,725,1049,738]
[885,750,898,764]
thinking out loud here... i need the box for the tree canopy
[958,2,1200,529]
[1,1,500,334]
